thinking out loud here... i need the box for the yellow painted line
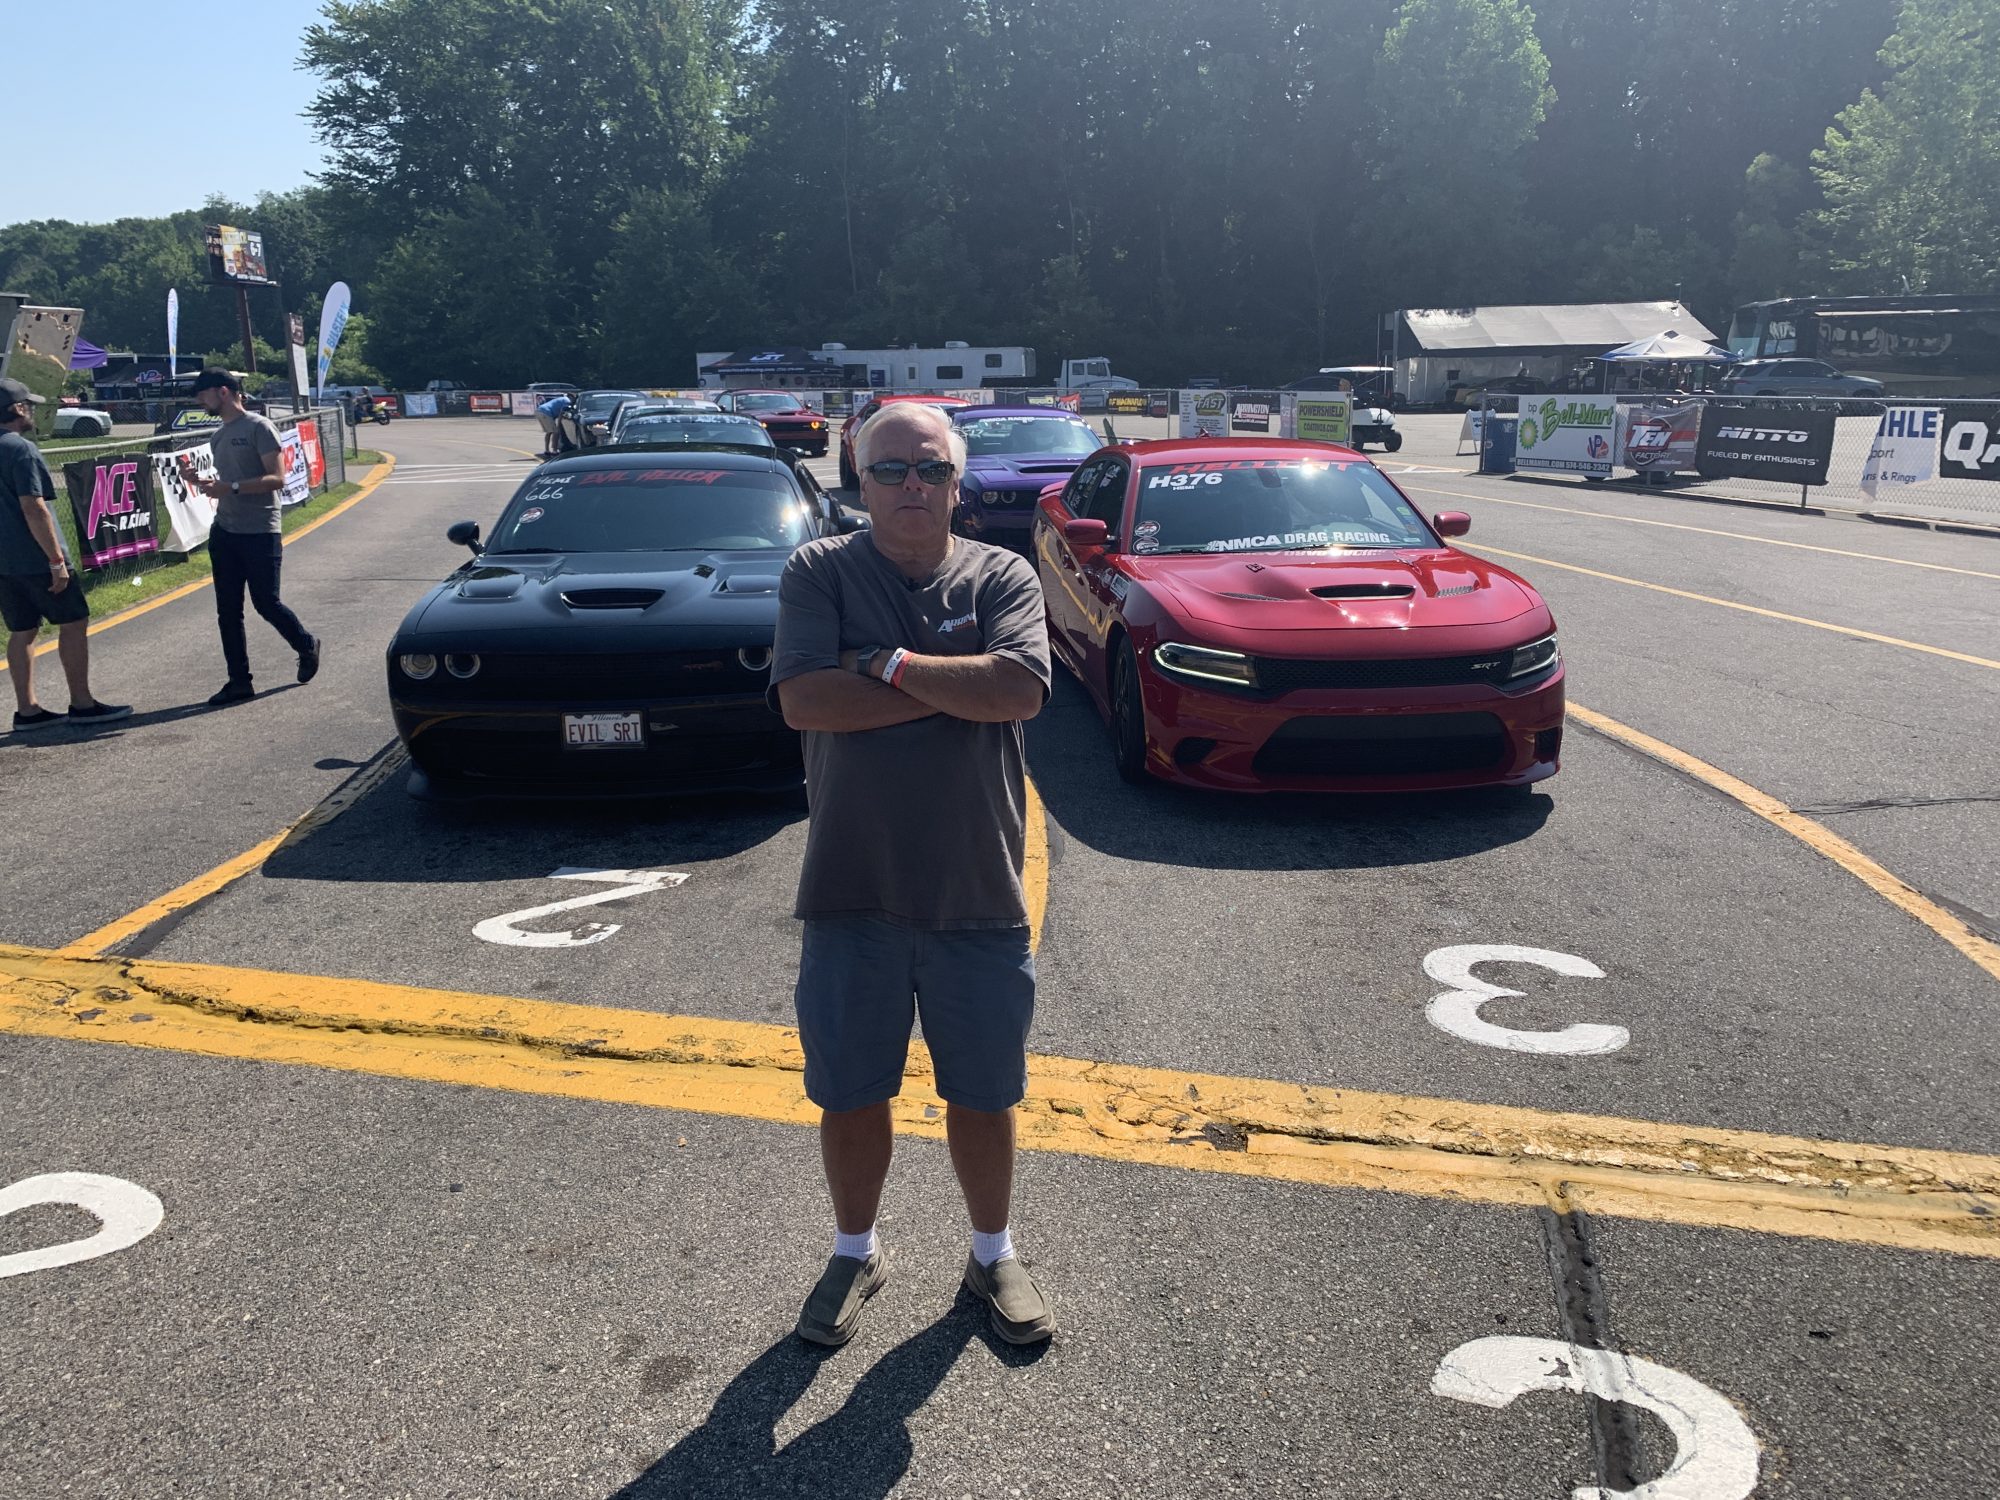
[2,455,398,671]
[1570,702,2000,987]
[3,943,1997,1258]
[1024,777,1049,953]
[53,745,410,960]
[1403,480,2000,582]
[1467,543,2000,671]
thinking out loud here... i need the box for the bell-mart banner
[1515,397,1621,477]
[62,454,162,569]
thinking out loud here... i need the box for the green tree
[1815,0,2000,291]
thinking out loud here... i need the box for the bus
[1726,295,2000,397]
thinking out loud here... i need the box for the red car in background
[716,389,832,457]
[838,393,972,488]
[1032,438,1564,792]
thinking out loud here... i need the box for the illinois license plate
[562,711,644,749]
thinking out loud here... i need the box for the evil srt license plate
[562,711,645,749]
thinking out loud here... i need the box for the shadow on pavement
[1027,676,1551,871]
[612,1301,1038,1499]
[1,684,303,749]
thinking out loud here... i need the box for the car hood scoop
[561,587,666,609]
[1134,552,1531,631]
[425,550,794,632]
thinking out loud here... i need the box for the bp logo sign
[1515,398,1618,476]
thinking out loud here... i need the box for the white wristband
[881,648,910,686]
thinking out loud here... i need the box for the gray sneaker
[961,1253,1056,1345]
[796,1251,888,1347]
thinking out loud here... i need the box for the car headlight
[1504,632,1559,682]
[399,652,438,680]
[444,653,481,679]
[809,420,824,430]
[1154,641,1259,689]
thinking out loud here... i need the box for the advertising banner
[206,225,272,286]
[1106,391,1150,416]
[152,447,220,553]
[1294,396,1353,445]
[1231,395,1274,434]
[403,392,439,417]
[167,289,178,379]
[1859,407,1940,497]
[315,282,351,402]
[509,392,539,417]
[61,456,161,570]
[1178,389,1229,438]
[1695,403,1837,485]
[1938,403,2000,482]
[1515,397,1621,477]
[1619,399,1701,476]
[469,392,505,413]
[297,418,326,487]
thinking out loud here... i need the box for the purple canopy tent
[69,338,108,370]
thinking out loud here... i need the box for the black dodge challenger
[387,443,855,798]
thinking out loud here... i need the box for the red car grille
[1253,653,1507,692]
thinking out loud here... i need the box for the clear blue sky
[10,3,330,224]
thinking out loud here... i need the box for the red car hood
[1133,549,1539,633]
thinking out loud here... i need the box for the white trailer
[696,342,1037,390]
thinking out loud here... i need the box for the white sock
[834,1226,878,1261]
[971,1227,1014,1267]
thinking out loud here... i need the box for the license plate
[562,711,645,749]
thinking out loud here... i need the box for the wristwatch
[855,647,882,678]
[230,480,241,496]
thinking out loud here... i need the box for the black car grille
[449,651,770,702]
[415,723,802,785]
[1253,652,1507,692]
[1252,712,1508,777]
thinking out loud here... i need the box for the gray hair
[854,400,968,472]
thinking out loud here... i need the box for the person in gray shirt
[770,399,1055,1348]
[189,369,319,706]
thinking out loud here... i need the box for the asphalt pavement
[5,415,1999,1498]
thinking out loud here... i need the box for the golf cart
[1282,366,1402,451]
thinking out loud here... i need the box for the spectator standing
[537,391,574,456]
[0,378,129,730]
[190,370,320,706]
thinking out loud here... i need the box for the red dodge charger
[1032,437,1564,792]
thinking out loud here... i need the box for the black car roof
[534,444,799,472]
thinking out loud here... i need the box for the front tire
[1383,430,1403,452]
[1111,641,1150,784]
[839,449,857,489]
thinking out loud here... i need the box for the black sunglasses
[863,458,956,485]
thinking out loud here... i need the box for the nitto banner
[1938,403,2000,482]
[1515,397,1620,477]
[61,455,161,570]
[1859,407,1940,497]
[1695,403,1837,485]
[1295,396,1352,445]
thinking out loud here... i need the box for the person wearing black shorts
[0,378,128,732]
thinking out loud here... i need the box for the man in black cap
[0,377,129,731]
[189,369,319,705]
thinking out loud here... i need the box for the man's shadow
[613,1299,1042,1499]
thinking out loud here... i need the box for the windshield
[488,466,811,553]
[732,393,805,413]
[957,415,1101,458]
[1132,459,1435,555]
[579,390,644,419]
[618,414,774,447]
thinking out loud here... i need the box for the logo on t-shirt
[938,610,978,634]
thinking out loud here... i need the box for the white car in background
[53,406,114,439]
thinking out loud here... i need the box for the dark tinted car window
[489,466,812,553]
[1080,458,1128,529]
[957,415,1101,458]
[620,414,775,447]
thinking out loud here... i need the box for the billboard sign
[206,224,273,286]
[1294,397,1353,445]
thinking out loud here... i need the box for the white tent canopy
[1598,330,1733,363]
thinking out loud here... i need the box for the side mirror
[1433,511,1471,539]
[447,519,485,555]
[1064,518,1111,548]
[836,510,871,533]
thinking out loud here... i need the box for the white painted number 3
[0,1172,165,1280]
[1423,944,1628,1056]
[1433,1336,1761,1500]
[474,867,690,948]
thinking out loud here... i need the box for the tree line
[2,0,1991,391]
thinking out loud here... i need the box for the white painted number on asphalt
[0,1172,165,1280]
[1433,1336,1761,1500]
[473,866,691,948]
[1422,944,1627,1055]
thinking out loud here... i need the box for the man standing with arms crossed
[0,378,128,730]
[189,369,319,706]
[770,400,1055,1348]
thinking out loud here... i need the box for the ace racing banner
[1938,403,2000,482]
[1695,403,1837,485]
[62,455,161,570]
[1515,397,1621,477]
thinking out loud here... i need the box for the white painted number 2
[0,1172,165,1280]
[473,867,690,948]
[1433,1336,1761,1500]
[1423,944,1627,1056]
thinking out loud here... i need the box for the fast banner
[1515,397,1620,477]
[1695,403,1837,485]
[1178,389,1229,438]
[152,446,220,553]
[1294,396,1353,445]
[61,455,161,570]
[279,427,313,507]
[1938,403,2000,482]
[1859,407,1940,497]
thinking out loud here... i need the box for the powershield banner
[62,456,162,570]
[1695,403,1837,485]
[1515,397,1620,477]
[1294,396,1352,445]
[1938,403,2000,482]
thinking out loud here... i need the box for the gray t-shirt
[770,532,1052,929]
[0,429,67,575]
[208,412,284,534]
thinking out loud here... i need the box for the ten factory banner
[1695,403,1837,485]
[1515,397,1621,477]
[62,455,160,570]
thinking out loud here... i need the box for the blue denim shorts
[795,918,1036,1113]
